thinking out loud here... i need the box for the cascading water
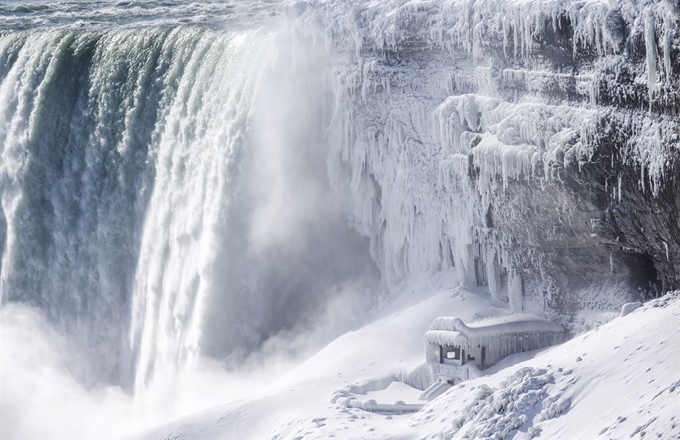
[0,3,380,432]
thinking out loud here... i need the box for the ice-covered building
[425,315,568,385]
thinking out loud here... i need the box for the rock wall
[289,0,680,318]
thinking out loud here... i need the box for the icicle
[503,16,509,58]
[663,13,674,82]
[513,12,519,58]
[509,269,523,312]
[486,250,502,304]
[645,12,659,103]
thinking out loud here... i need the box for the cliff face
[290,0,680,319]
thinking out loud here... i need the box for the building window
[441,346,461,361]
[467,354,475,361]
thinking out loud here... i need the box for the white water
[0,10,380,438]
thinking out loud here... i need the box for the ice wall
[287,0,680,317]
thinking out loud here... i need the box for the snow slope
[132,280,680,440]
[131,271,508,439]
[411,292,680,440]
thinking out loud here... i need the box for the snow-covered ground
[132,273,680,440]
[358,381,422,404]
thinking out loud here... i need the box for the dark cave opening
[623,252,662,301]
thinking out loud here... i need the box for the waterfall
[0,23,379,400]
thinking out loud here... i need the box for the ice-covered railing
[428,314,565,334]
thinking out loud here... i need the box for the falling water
[0,5,379,421]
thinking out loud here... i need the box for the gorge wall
[289,0,680,320]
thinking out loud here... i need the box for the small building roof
[424,314,566,348]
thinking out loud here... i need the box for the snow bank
[132,278,511,439]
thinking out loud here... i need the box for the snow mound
[413,367,567,439]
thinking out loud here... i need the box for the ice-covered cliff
[286,0,680,319]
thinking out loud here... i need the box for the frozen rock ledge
[287,0,680,321]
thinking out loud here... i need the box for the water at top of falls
[0,0,282,31]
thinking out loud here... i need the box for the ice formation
[423,314,566,386]
[418,367,571,440]
[286,0,680,317]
